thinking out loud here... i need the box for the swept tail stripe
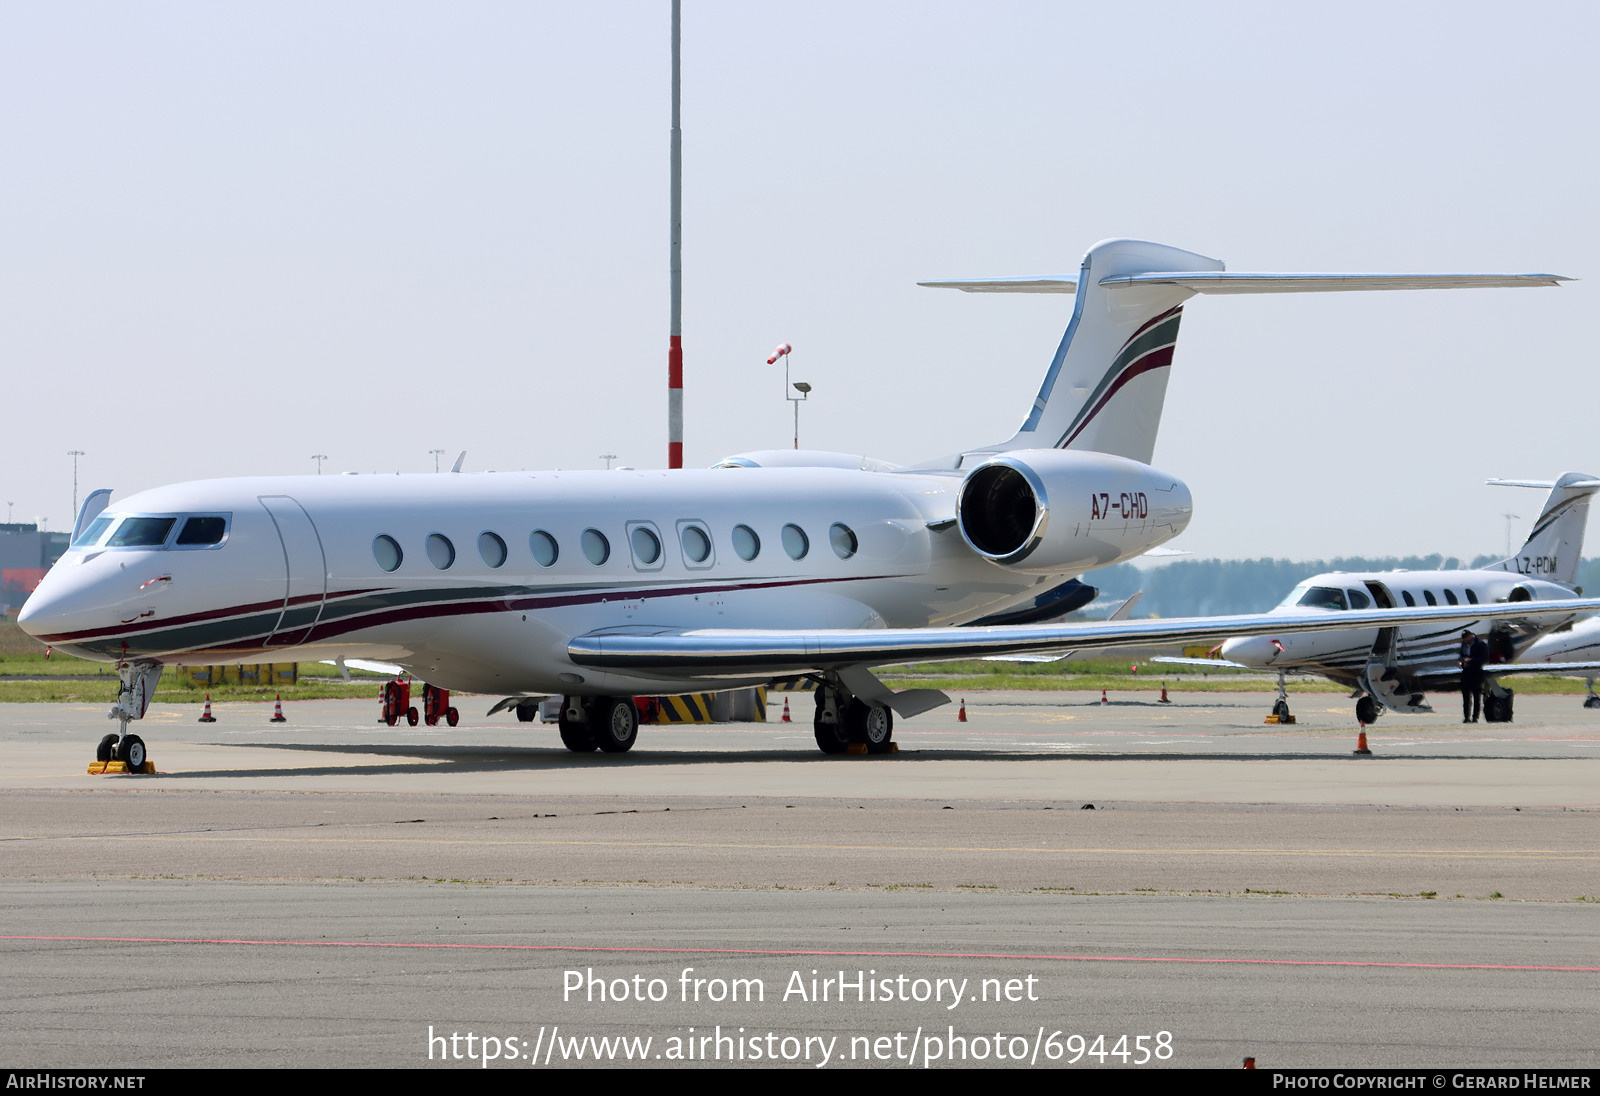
[1051,309,1183,448]
[1058,345,1175,449]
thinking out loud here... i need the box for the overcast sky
[2,1,1594,561]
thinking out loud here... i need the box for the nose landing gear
[89,660,162,774]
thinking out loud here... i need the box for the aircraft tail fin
[921,241,1567,467]
[1488,473,1600,585]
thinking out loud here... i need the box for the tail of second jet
[1488,473,1600,585]
[920,241,1566,468]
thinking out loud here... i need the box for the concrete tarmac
[1,692,1597,1070]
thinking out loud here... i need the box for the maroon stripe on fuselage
[40,573,911,655]
[32,588,386,645]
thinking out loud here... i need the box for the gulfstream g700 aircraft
[18,239,1587,767]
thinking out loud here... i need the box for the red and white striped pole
[666,0,684,469]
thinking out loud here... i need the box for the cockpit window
[176,516,228,546]
[73,516,114,547]
[106,517,176,547]
[1296,586,1349,611]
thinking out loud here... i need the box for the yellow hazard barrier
[646,686,767,724]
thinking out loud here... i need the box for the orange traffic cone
[1354,728,1371,756]
[781,696,792,723]
[270,695,287,723]
[198,695,216,723]
[1159,682,1171,704]
[957,699,967,722]
[1100,688,1109,704]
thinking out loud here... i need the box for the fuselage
[1220,569,1579,687]
[20,459,1191,696]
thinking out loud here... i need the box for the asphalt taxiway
[1,691,1597,1069]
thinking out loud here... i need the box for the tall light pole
[311,453,327,475]
[67,450,85,519]
[666,0,684,469]
[430,449,445,473]
[599,453,618,470]
[1503,512,1521,558]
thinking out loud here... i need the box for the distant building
[1,524,69,617]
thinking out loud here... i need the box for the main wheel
[813,692,850,754]
[515,702,538,722]
[96,734,118,762]
[592,697,639,753]
[1272,698,1291,721]
[845,698,894,754]
[1355,696,1379,724]
[559,707,597,752]
[117,734,146,770]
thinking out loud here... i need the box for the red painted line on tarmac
[3,935,1596,972]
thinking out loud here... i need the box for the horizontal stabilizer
[1488,478,1600,490]
[922,273,1569,295]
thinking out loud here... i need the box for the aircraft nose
[16,557,132,642]
[1220,635,1283,667]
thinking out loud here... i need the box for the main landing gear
[91,660,162,772]
[555,696,640,753]
[812,685,894,755]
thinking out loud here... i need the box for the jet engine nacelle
[955,449,1192,574]
[1501,579,1584,606]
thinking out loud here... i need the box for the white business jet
[18,239,1586,767]
[1169,475,1600,724]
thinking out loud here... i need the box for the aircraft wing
[568,599,1600,680]
[1485,661,1600,677]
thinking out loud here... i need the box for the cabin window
[630,525,662,567]
[1444,589,1458,605]
[732,524,760,561]
[530,530,559,567]
[1347,589,1370,610]
[681,524,712,564]
[176,516,227,547]
[582,528,610,566]
[1424,591,1437,606]
[426,533,456,570]
[782,524,809,560]
[373,535,403,572]
[107,517,176,548]
[1466,589,1478,604]
[479,531,508,569]
[1402,591,1415,607]
[74,516,114,547]
[830,523,858,560]
[1295,586,1348,611]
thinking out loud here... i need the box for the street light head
[792,381,812,395]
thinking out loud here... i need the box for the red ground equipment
[423,683,460,727]
[381,676,419,727]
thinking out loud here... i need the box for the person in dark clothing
[1459,630,1488,722]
